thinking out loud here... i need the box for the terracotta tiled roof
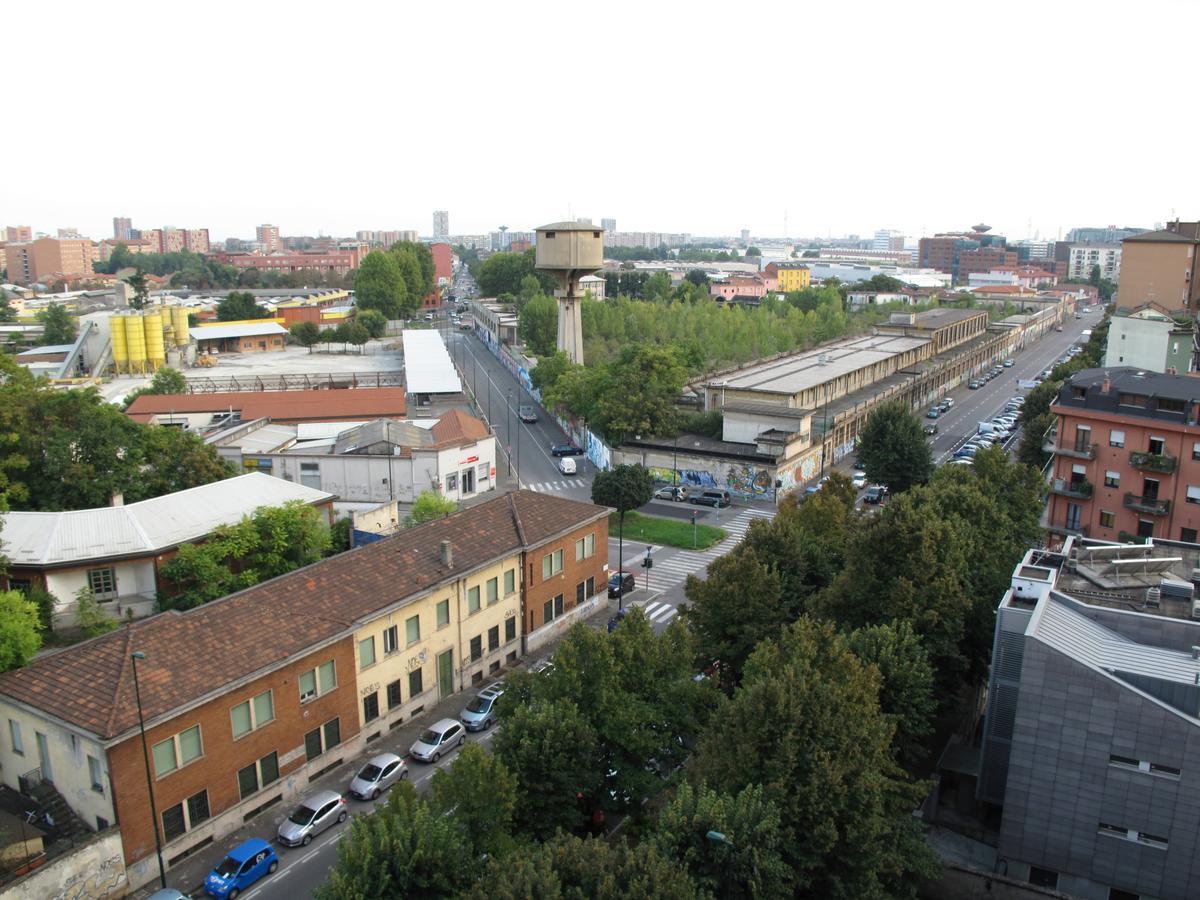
[0,491,606,740]
[125,388,407,424]
[430,408,490,446]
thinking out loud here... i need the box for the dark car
[518,405,538,423]
[689,489,731,508]
[863,485,887,505]
[923,423,938,435]
[551,443,585,457]
[925,407,940,419]
[608,572,635,598]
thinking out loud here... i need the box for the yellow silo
[109,312,128,374]
[144,311,166,371]
[125,312,147,374]
[171,305,190,346]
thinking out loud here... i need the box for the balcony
[1123,493,1171,516]
[1044,439,1097,460]
[1051,478,1093,499]
[1129,451,1177,474]
[1039,506,1089,538]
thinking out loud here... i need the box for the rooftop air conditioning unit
[1192,598,1200,620]
[1191,568,1200,585]
[1160,578,1194,601]
[1146,586,1162,608]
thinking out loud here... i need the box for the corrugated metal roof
[193,322,288,340]
[1,473,333,566]
[402,330,462,394]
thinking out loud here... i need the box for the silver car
[348,752,407,800]
[409,718,465,763]
[277,790,346,847]
[460,683,505,732]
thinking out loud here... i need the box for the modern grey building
[980,536,1200,899]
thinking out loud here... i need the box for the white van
[558,457,577,476]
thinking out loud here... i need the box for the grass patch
[610,511,726,551]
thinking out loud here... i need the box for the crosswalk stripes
[522,479,588,493]
[633,600,678,625]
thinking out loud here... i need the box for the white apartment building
[1068,243,1121,281]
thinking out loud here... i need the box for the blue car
[205,838,278,899]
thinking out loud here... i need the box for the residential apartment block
[256,224,281,252]
[1117,221,1200,313]
[769,262,811,292]
[1102,303,1196,375]
[979,536,1200,899]
[3,236,94,285]
[1068,243,1122,282]
[0,491,608,891]
[1043,368,1200,546]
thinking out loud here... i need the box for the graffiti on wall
[585,430,611,471]
[777,450,822,493]
[725,463,774,498]
[51,853,124,900]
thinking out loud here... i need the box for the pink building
[710,274,768,302]
[431,242,453,286]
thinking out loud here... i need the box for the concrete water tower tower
[535,221,604,365]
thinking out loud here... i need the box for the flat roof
[706,332,928,396]
[192,322,288,340]
[402,329,462,394]
[126,388,408,424]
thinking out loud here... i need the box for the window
[486,577,498,605]
[299,660,337,702]
[575,533,595,561]
[162,789,210,842]
[478,462,489,483]
[555,594,564,617]
[436,600,450,629]
[1187,486,1200,505]
[468,586,481,613]
[409,668,423,697]
[1158,397,1185,413]
[542,548,564,579]
[586,576,595,596]
[488,625,500,652]
[1192,441,1200,461]
[470,636,482,661]
[504,569,516,595]
[1100,511,1116,528]
[87,567,117,600]
[543,599,553,624]
[9,720,22,755]
[238,752,280,800]
[383,626,398,655]
[1182,528,1198,543]
[230,690,274,739]
[1138,519,1154,538]
[387,680,402,709]
[152,725,203,778]
[363,692,380,723]
[1108,754,1181,779]
[304,718,341,762]
[1098,822,1169,849]
[1105,471,1120,488]
[299,461,322,490]
[88,755,103,792]
[576,582,585,605]
[1028,867,1058,889]
[505,616,516,643]
[359,636,376,669]
[1110,430,1126,447]
[406,615,420,645]
[446,472,458,492]
[1109,889,1140,900]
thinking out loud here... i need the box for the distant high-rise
[872,229,905,252]
[5,225,32,243]
[113,217,132,241]
[433,210,449,240]
[601,218,616,233]
[1066,225,1146,244]
[256,224,281,252]
[740,229,750,243]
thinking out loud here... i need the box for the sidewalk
[128,600,617,898]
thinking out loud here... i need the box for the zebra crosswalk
[631,599,680,625]
[523,479,588,493]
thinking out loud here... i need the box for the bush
[75,588,118,638]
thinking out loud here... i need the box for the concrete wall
[5,829,125,900]
[43,559,157,627]
[922,862,1077,900]
[614,446,778,501]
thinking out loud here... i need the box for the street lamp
[507,390,515,478]
[130,651,167,890]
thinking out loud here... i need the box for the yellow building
[777,264,811,293]
[351,550,522,730]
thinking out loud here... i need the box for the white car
[852,473,867,489]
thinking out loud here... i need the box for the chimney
[439,540,453,568]
[111,492,124,507]
[1101,373,1111,394]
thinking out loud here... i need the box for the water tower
[535,221,604,365]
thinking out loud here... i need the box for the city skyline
[4,0,1196,242]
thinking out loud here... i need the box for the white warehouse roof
[193,322,288,340]
[402,329,462,394]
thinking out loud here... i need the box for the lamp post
[673,434,679,487]
[507,390,515,478]
[706,831,734,899]
[131,651,167,890]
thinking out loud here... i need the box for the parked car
[863,485,887,505]
[923,423,938,435]
[969,380,982,389]
[518,405,538,423]
[1003,359,1015,367]
[654,485,688,501]
[689,489,731,508]
[925,407,940,419]
[852,473,867,489]
[942,397,954,409]
[409,718,466,763]
[551,443,585,457]
[278,790,347,847]
[608,571,636,598]
[205,839,278,899]
[954,445,980,458]
[348,753,407,800]
[460,682,506,731]
[558,457,577,475]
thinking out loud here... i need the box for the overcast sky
[6,0,1195,243]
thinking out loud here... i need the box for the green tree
[518,292,558,357]
[289,320,322,353]
[0,590,42,672]
[407,490,457,526]
[317,783,471,900]
[36,303,77,345]
[466,834,702,900]
[745,246,762,257]
[74,587,118,638]
[643,271,673,300]
[354,251,408,319]
[591,465,654,605]
[125,268,150,310]
[429,743,517,858]
[355,308,387,339]
[216,291,268,321]
[856,399,933,493]
[125,426,236,501]
[594,344,688,442]
[391,245,425,301]
[342,321,370,353]
[689,617,939,899]
[121,366,188,410]
[651,782,793,899]
[515,274,543,311]
[529,350,573,395]
[684,269,709,287]
[476,249,554,297]
[0,290,13,323]
[846,621,936,769]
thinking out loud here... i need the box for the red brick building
[1044,368,1200,545]
[212,247,364,277]
[431,242,453,286]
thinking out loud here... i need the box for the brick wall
[524,517,609,637]
[108,636,359,872]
